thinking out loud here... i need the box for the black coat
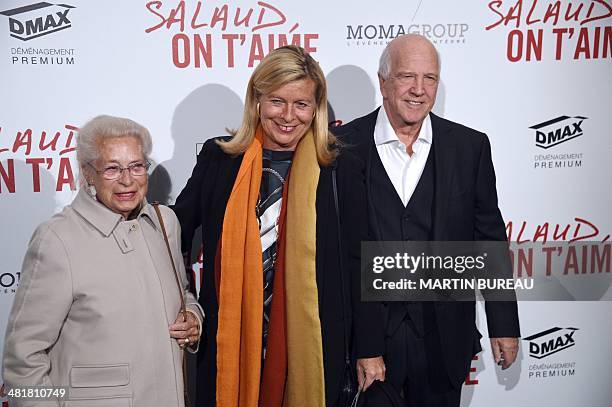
[172,138,385,406]
[335,110,520,386]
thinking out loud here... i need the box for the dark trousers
[385,315,462,407]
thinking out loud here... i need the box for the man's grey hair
[77,115,152,168]
[377,36,442,80]
[378,45,393,80]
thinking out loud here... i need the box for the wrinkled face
[87,136,148,219]
[259,78,317,151]
[379,40,439,131]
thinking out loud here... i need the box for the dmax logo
[530,116,587,149]
[0,2,75,41]
[523,327,578,359]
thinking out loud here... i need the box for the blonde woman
[173,46,385,406]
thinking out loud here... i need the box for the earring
[256,102,260,117]
[86,181,96,198]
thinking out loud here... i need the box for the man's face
[379,40,439,131]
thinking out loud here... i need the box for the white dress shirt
[374,107,433,207]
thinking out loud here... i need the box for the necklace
[256,165,288,276]
[256,167,286,225]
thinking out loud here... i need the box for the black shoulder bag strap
[332,167,360,406]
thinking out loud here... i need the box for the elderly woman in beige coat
[2,115,202,407]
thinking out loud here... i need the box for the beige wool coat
[2,189,202,407]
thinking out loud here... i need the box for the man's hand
[356,356,386,391]
[490,337,519,370]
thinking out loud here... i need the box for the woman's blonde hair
[218,45,337,166]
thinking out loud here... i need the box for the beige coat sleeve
[2,223,72,406]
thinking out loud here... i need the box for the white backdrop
[1,1,611,406]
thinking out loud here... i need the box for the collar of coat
[71,188,157,237]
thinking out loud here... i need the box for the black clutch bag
[356,380,403,407]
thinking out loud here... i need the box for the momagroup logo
[345,23,469,47]
[524,327,578,359]
[0,2,75,41]
[531,116,587,149]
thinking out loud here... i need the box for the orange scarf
[217,129,263,407]
[216,127,325,407]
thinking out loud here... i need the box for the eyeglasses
[88,161,150,180]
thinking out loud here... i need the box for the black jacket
[172,138,385,406]
[335,110,520,386]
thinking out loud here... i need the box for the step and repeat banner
[1,1,611,406]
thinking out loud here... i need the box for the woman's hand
[169,311,200,348]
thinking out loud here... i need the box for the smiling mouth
[407,100,424,106]
[115,192,137,201]
[277,123,297,133]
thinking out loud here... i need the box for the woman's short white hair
[77,115,152,167]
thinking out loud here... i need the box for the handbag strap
[331,167,351,368]
[152,203,191,407]
[152,203,186,315]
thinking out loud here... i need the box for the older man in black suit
[335,34,520,407]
